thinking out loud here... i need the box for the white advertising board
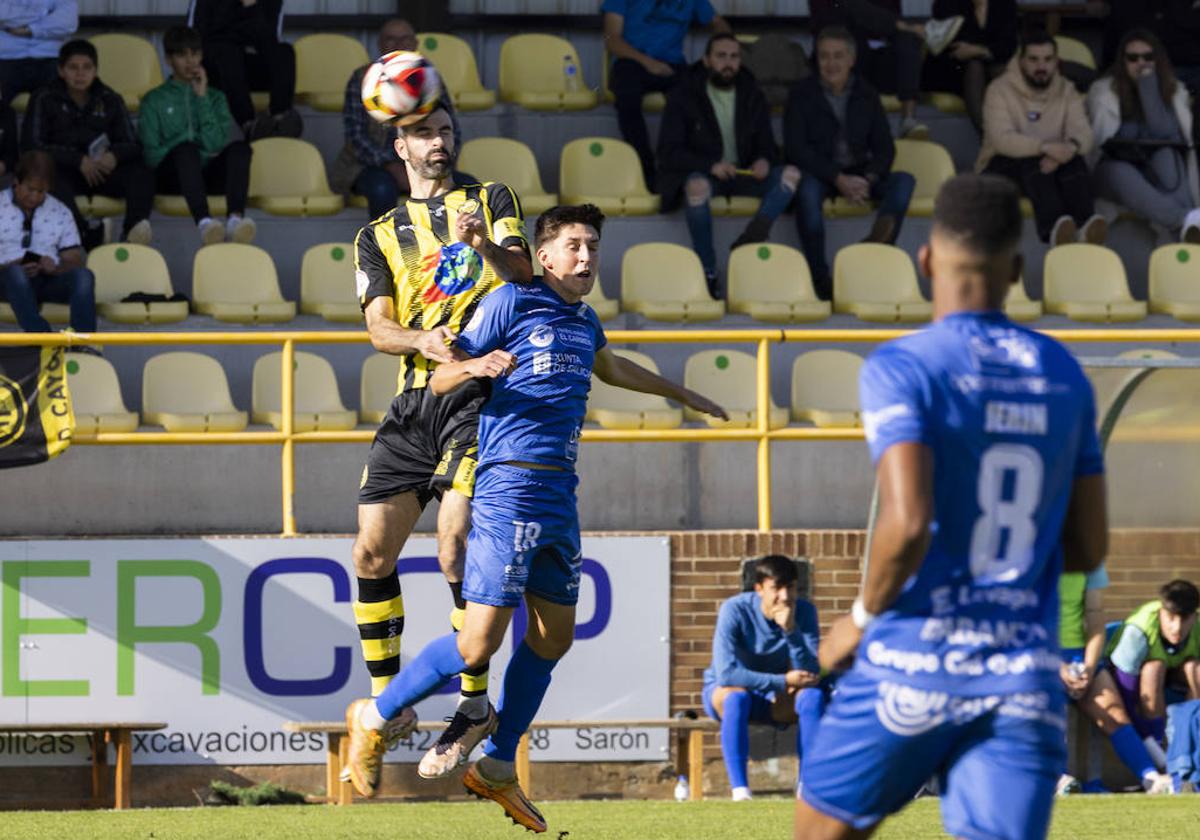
[0,536,670,765]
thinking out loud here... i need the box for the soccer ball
[360,50,442,124]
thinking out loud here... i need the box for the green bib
[1106,599,1200,668]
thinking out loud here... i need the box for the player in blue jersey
[342,204,727,831]
[794,174,1109,840]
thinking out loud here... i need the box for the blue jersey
[703,592,820,695]
[856,311,1103,697]
[456,280,606,471]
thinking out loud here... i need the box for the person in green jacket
[137,26,254,246]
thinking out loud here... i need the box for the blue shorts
[800,671,1066,840]
[462,463,582,609]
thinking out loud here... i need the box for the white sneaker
[899,116,930,140]
[1055,773,1080,797]
[198,217,224,246]
[1143,771,1175,795]
[731,786,753,801]
[1079,214,1108,245]
[226,215,256,244]
[1181,208,1200,244]
[126,219,153,246]
[924,16,965,56]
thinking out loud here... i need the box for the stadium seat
[1087,348,1179,417]
[893,139,955,217]
[924,92,966,114]
[1004,276,1043,322]
[587,349,682,430]
[252,351,358,432]
[600,48,665,112]
[727,243,831,323]
[142,352,248,432]
[583,279,619,321]
[621,242,724,322]
[65,354,138,434]
[498,33,598,110]
[76,195,125,218]
[89,244,188,324]
[294,33,369,111]
[192,243,297,323]
[248,138,345,216]
[10,92,28,112]
[790,350,863,427]
[1043,244,1147,322]
[300,243,361,323]
[418,32,496,110]
[90,33,164,111]
[684,349,788,429]
[833,244,932,323]
[154,195,227,217]
[1149,244,1200,321]
[560,138,660,216]
[457,138,557,215]
[360,353,402,425]
[1055,35,1096,70]
[0,302,69,324]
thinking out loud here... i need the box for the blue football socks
[374,633,467,721]
[795,687,825,771]
[484,642,558,761]
[719,690,752,790]
[1110,723,1157,779]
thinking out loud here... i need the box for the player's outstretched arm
[428,350,517,396]
[455,214,533,284]
[592,347,729,421]
[1061,474,1107,574]
[363,296,465,362]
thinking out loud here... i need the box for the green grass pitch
[2,796,1198,839]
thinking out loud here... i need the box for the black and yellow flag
[0,346,73,469]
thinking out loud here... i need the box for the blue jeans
[354,166,402,220]
[684,166,797,276]
[2,264,96,333]
[794,171,916,299]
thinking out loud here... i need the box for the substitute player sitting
[350,102,532,771]
[795,174,1108,840]
[344,204,727,832]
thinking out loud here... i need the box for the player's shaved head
[932,175,1023,255]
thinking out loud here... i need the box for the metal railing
[4,328,1200,534]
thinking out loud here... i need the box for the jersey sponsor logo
[422,242,483,302]
[530,325,555,347]
[862,403,910,443]
[354,269,369,298]
[930,584,1041,615]
[984,401,1047,435]
[532,351,590,378]
[918,617,1050,648]
[952,374,1052,396]
[969,332,1040,371]
[874,681,948,736]
[555,326,595,350]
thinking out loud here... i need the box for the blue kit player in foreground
[343,204,727,831]
[795,174,1109,840]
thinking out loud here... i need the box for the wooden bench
[0,722,167,810]
[283,717,718,805]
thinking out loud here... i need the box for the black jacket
[656,63,777,211]
[783,74,895,187]
[22,78,142,171]
[188,0,284,45]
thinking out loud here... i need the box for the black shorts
[358,381,487,508]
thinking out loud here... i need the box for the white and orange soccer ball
[360,50,442,124]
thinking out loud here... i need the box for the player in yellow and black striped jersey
[346,105,532,786]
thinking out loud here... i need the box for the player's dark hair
[58,39,98,68]
[534,204,605,248]
[931,174,1023,255]
[1020,30,1056,56]
[1161,579,1200,616]
[164,26,203,56]
[816,26,856,54]
[753,555,798,587]
[705,32,740,55]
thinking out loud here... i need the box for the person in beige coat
[976,30,1106,245]
[1087,29,1200,244]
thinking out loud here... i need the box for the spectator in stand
[977,31,1105,246]
[330,17,459,220]
[922,0,1018,133]
[0,100,16,178]
[23,39,153,247]
[138,26,255,247]
[703,556,823,802]
[657,33,800,299]
[785,26,916,301]
[0,150,96,343]
[0,0,76,108]
[601,0,729,191]
[809,0,965,139]
[1087,28,1200,243]
[187,0,301,140]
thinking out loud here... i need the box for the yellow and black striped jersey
[354,179,528,394]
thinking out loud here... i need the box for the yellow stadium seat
[1087,348,1179,422]
[833,243,932,323]
[727,243,830,323]
[621,242,724,322]
[1149,244,1200,321]
[142,352,248,432]
[1055,36,1096,70]
[154,195,227,217]
[89,244,188,324]
[248,138,344,216]
[560,138,660,216]
[583,279,619,321]
[418,32,496,111]
[880,94,902,112]
[457,138,557,215]
[924,92,967,114]
[90,33,164,111]
[791,350,863,427]
[684,349,788,429]
[360,353,402,425]
[893,139,955,217]
[193,243,296,323]
[587,349,682,430]
[252,351,358,432]
[1004,276,1043,322]
[76,195,125,218]
[0,303,69,323]
[1043,244,1146,322]
[294,33,370,111]
[11,92,28,112]
[301,243,361,323]
[498,34,598,110]
[599,49,665,112]
[65,354,138,434]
